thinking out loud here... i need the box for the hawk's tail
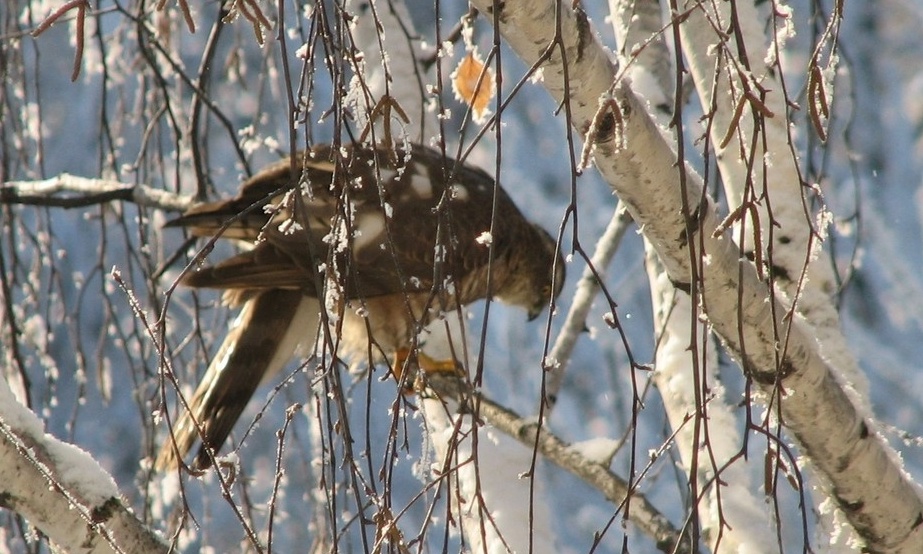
[155,290,319,471]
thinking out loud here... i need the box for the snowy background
[2,0,923,552]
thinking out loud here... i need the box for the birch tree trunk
[675,1,867,549]
[612,1,786,550]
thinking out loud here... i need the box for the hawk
[155,143,565,470]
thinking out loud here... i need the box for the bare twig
[31,0,91,82]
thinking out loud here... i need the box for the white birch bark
[646,251,776,552]
[351,2,557,551]
[0,376,166,553]
[676,2,868,549]
[345,0,432,145]
[677,0,870,407]
[612,1,776,550]
[608,0,673,112]
[467,0,923,551]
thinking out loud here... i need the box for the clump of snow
[766,3,795,67]
[568,437,618,465]
[277,218,303,235]
[48,440,119,504]
[0,380,119,505]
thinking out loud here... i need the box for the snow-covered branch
[1,174,193,212]
[468,0,923,550]
[423,371,694,554]
[0,377,165,553]
[544,202,631,411]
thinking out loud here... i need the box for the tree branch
[0,377,166,553]
[1,174,193,212]
[423,372,697,554]
[544,201,631,411]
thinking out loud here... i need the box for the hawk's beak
[527,307,542,322]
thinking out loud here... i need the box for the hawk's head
[497,224,566,321]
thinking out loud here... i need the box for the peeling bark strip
[469,0,923,551]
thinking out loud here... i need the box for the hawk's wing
[169,144,528,303]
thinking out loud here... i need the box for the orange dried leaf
[452,52,495,121]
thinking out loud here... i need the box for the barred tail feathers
[155,290,319,470]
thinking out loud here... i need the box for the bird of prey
[155,142,565,470]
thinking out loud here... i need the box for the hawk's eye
[542,284,551,298]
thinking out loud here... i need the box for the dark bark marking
[677,196,708,248]
[669,279,691,295]
[574,7,591,63]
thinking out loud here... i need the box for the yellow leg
[391,348,462,391]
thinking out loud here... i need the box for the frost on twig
[1,174,194,212]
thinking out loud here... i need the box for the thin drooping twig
[31,0,90,82]
[111,268,266,553]
[1,174,193,212]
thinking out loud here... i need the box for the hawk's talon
[392,348,464,394]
